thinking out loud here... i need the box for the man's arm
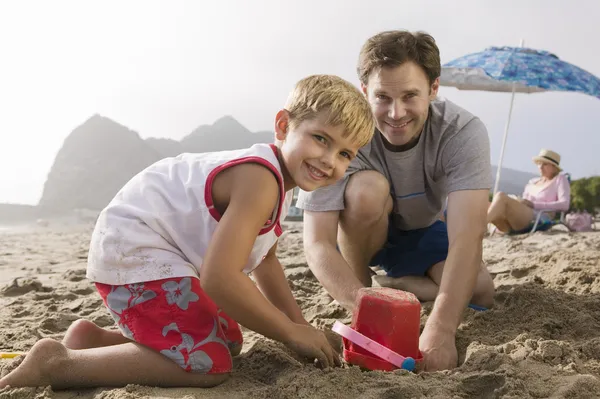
[302,210,365,312]
[420,189,489,369]
[252,242,309,325]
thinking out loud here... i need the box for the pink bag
[565,212,594,232]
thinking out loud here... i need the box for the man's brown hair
[357,30,441,86]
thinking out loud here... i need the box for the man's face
[362,62,439,147]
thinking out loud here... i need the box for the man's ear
[429,78,440,100]
[275,109,290,141]
[360,82,368,97]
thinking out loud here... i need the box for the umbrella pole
[492,84,516,196]
[492,38,524,197]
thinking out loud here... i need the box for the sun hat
[532,149,562,171]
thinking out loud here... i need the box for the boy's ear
[274,109,290,141]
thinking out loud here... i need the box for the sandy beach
[1,221,600,398]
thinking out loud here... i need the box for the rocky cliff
[37,114,273,214]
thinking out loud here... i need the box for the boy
[0,75,374,389]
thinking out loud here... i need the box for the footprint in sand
[510,265,538,278]
[552,374,600,397]
[38,313,79,333]
[10,306,31,318]
[0,278,51,297]
[62,268,86,282]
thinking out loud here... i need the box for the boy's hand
[284,324,341,368]
[322,327,343,356]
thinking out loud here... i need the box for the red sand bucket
[342,287,423,371]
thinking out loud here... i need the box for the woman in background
[488,149,570,234]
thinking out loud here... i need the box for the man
[296,30,495,371]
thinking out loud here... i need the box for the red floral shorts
[95,276,243,374]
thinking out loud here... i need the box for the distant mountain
[145,137,183,159]
[491,166,537,195]
[36,114,274,215]
[181,116,273,153]
[38,115,162,213]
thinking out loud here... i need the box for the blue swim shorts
[369,220,449,278]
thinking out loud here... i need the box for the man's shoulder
[428,97,482,135]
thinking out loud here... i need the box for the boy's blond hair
[285,75,374,148]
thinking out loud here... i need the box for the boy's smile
[274,110,361,192]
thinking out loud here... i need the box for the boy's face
[362,61,439,147]
[275,111,361,192]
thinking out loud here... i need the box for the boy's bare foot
[0,338,66,389]
[62,319,128,349]
[0,337,229,389]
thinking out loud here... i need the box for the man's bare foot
[372,274,405,290]
[0,338,66,388]
[62,319,127,349]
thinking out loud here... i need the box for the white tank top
[87,143,292,285]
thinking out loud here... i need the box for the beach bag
[565,212,594,232]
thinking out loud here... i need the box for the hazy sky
[1,0,599,205]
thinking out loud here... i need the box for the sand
[1,220,600,398]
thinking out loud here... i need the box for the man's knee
[343,171,391,225]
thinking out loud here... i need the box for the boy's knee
[193,372,230,388]
[67,319,98,336]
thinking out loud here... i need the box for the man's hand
[419,323,458,371]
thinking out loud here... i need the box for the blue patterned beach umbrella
[440,45,600,194]
[441,46,600,97]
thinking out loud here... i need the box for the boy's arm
[252,242,310,325]
[200,163,338,368]
[200,163,295,343]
